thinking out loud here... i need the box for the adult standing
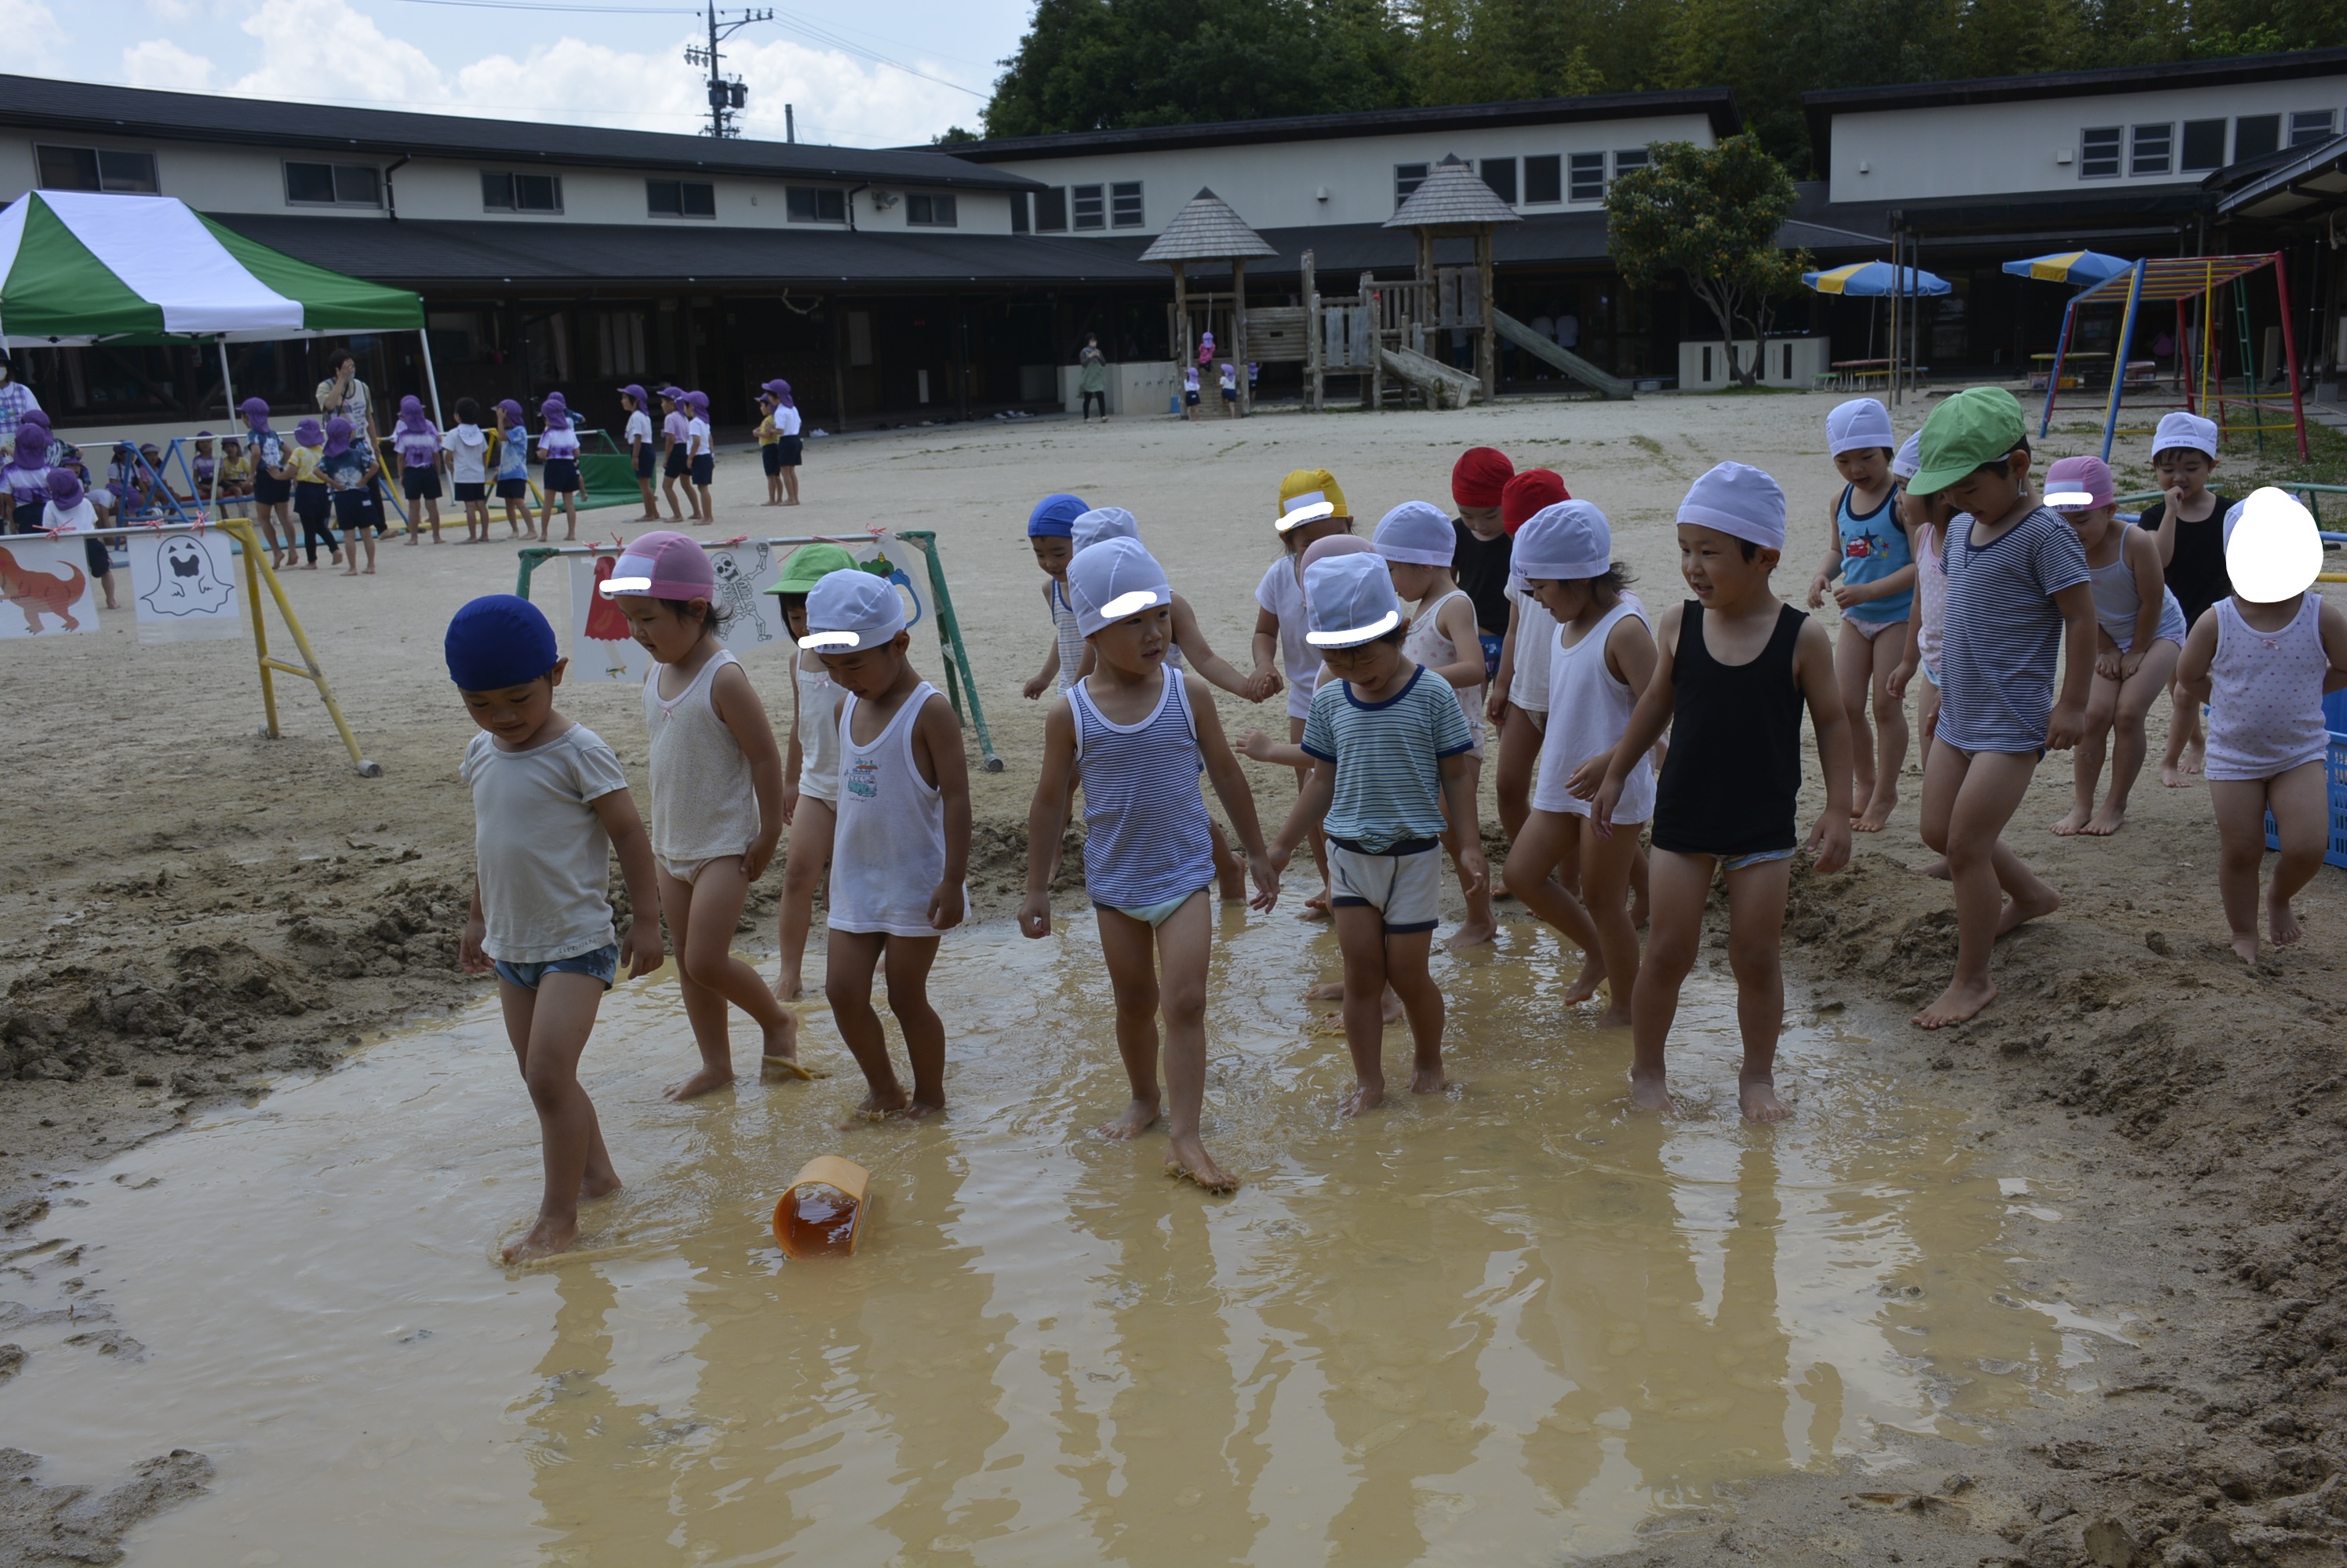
[0,351,42,459]
[1078,334,1108,421]
[315,346,386,538]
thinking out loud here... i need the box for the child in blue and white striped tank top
[1023,492,1088,698]
[1018,539,1278,1195]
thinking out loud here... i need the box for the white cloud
[0,0,64,71]
[228,0,451,110]
[122,38,215,89]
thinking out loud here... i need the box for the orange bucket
[773,1155,870,1259]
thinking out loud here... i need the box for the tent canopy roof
[0,190,423,346]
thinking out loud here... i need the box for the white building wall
[1828,74,2347,203]
[984,113,1719,235]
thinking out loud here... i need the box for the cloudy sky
[9,0,1028,148]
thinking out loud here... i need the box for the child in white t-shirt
[619,384,658,522]
[686,391,715,521]
[443,397,492,544]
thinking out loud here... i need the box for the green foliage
[1606,136,1810,383]
[979,0,2347,169]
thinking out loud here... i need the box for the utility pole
[685,0,771,139]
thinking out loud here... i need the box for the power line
[391,0,697,11]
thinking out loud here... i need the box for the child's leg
[638,475,659,519]
[1855,624,1909,832]
[563,493,577,541]
[2209,777,2273,963]
[784,465,799,504]
[696,482,712,520]
[1628,848,1712,1113]
[1331,905,1393,1115]
[1580,827,1643,1028]
[1206,815,1246,900]
[2089,642,2178,835]
[1722,857,1794,1122]
[1832,622,1878,820]
[497,971,618,1261]
[1629,839,1650,928]
[2053,671,2121,836]
[2161,675,2204,784]
[1146,894,1232,1188]
[824,930,900,1112]
[1093,898,1195,1141]
[657,864,735,1099]
[425,496,442,540]
[1505,811,1606,1001]
[2265,759,2331,950]
[1917,682,1950,879]
[677,857,800,1081]
[1495,708,1544,852]
[881,933,947,1113]
[773,797,836,1002]
[1916,741,2058,1028]
[1441,752,1497,948]
[662,471,683,519]
[1290,715,1331,919]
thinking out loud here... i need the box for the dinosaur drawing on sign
[0,546,86,633]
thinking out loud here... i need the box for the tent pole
[417,326,446,428]
[216,339,235,514]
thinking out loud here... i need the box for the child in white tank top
[1373,500,1498,948]
[802,567,971,1119]
[2176,490,2347,963]
[602,531,806,1097]
[1501,502,1658,1028]
[766,545,857,1006]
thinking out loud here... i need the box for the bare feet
[1098,1097,1161,1140]
[1996,886,2061,937]
[843,1086,909,1125]
[2159,760,2189,788]
[761,1054,823,1082]
[2271,893,2305,948]
[1304,980,1343,1002]
[662,1066,736,1101]
[762,1008,801,1068]
[1409,1064,1445,1095]
[1301,890,1332,923]
[1321,987,1403,1025]
[1562,955,1606,1007]
[2081,803,2127,836]
[1166,1133,1237,1193]
[1629,1071,1676,1115]
[1913,974,1996,1029]
[2049,803,2093,836]
[1853,791,1897,833]
[1594,997,1632,1029]
[2230,930,2261,966]
[773,972,803,1002]
[1740,1075,1793,1123]
[1341,1082,1385,1117]
[1443,916,1497,949]
[502,1213,579,1262]
[580,1170,623,1201]
[1919,857,1952,880]
[2183,738,2205,776]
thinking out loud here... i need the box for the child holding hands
[2175,489,2347,963]
[1807,398,1914,834]
[763,544,858,1003]
[802,567,971,1119]
[1019,538,1279,1189]
[1583,463,1852,1120]
[1253,469,1353,917]
[449,595,664,1261]
[1268,551,1485,1117]
[599,531,804,1097]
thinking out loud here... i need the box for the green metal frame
[514,530,1002,771]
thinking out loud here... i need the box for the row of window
[1398,149,1648,209]
[1011,182,1144,232]
[2078,110,2334,177]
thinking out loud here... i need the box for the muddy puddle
[4,910,2138,1566]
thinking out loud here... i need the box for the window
[2079,126,2122,178]
[1523,153,1562,204]
[2181,118,2228,171]
[35,144,157,194]
[482,171,562,213]
[1394,162,1428,209]
[1072,183,1104,230]
[2234,114,2282,162]
[284,162,380,207]
[1612,147,1650,177]
[2291,109,2337,146]
[1010,192,1029,233]
[1479,157,1516,205]
[785,186,845,223]
[907,192,957,226]
[646,180,715,218]
[2130,123,2172,176]
[1568,151,1606,201]
[1035,187,1068,231]
[1111,180,1144,227]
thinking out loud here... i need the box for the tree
[1605,135,1810,386]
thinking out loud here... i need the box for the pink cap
[2043,455,2114,512]
[598,529,713,599]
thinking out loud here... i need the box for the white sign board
[129,530,242,643]
[0,536,102,638]
[566,541,788,684]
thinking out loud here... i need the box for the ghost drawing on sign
[583,555,638,678]
[140,535,235,619]
[711,549,773,644]
[0,546,85,633]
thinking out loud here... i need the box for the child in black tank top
[1579,463,1853,1124]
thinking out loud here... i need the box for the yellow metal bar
[221,515,379,775]
[226,516,282,740]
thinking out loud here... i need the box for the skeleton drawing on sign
[711,547,773,643]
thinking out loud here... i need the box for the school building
[0,45,2341,437]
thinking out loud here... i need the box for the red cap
[1450,446,1515,508]
[1500,469,1569,535]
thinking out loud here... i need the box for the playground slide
[1379,345,1484,409]
[1491,311,1635,400]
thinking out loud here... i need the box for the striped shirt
[1938,504,2090,755]
[1045,577,1086,693]
[1072,671,1217,907]
[1301,664,1475,853]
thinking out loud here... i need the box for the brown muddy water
[5,910,2139,1566]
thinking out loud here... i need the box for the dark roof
[936,89,1741,162]
[0,74,1037,191]
[208,213,1166,288]
[2214,130,2347,220]
[1803,47,2347,176]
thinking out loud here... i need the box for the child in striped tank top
[1023,492,1090,700]
[764,544,860,1006]
[1020,540,1278,1191]
[601,532,806,1099]
[802,567,971,1119]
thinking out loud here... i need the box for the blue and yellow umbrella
[2000,250,2134,286]
[1801,261,1952,297]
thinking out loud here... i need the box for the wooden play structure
[1141,189,1278,417]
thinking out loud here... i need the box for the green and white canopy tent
[0,188,435,417]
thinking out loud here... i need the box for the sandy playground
[3,390,2347,1566]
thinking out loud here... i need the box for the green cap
[766,542,859,595]
[1911,386,2027,494]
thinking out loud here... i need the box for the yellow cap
[1277,468,1348,532]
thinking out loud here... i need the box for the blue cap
[446,595,559,690]
[1303,552,1403,649]
[1067,537,1173,636]
[1028,493,1090,538]
[1071,506,1140,555]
